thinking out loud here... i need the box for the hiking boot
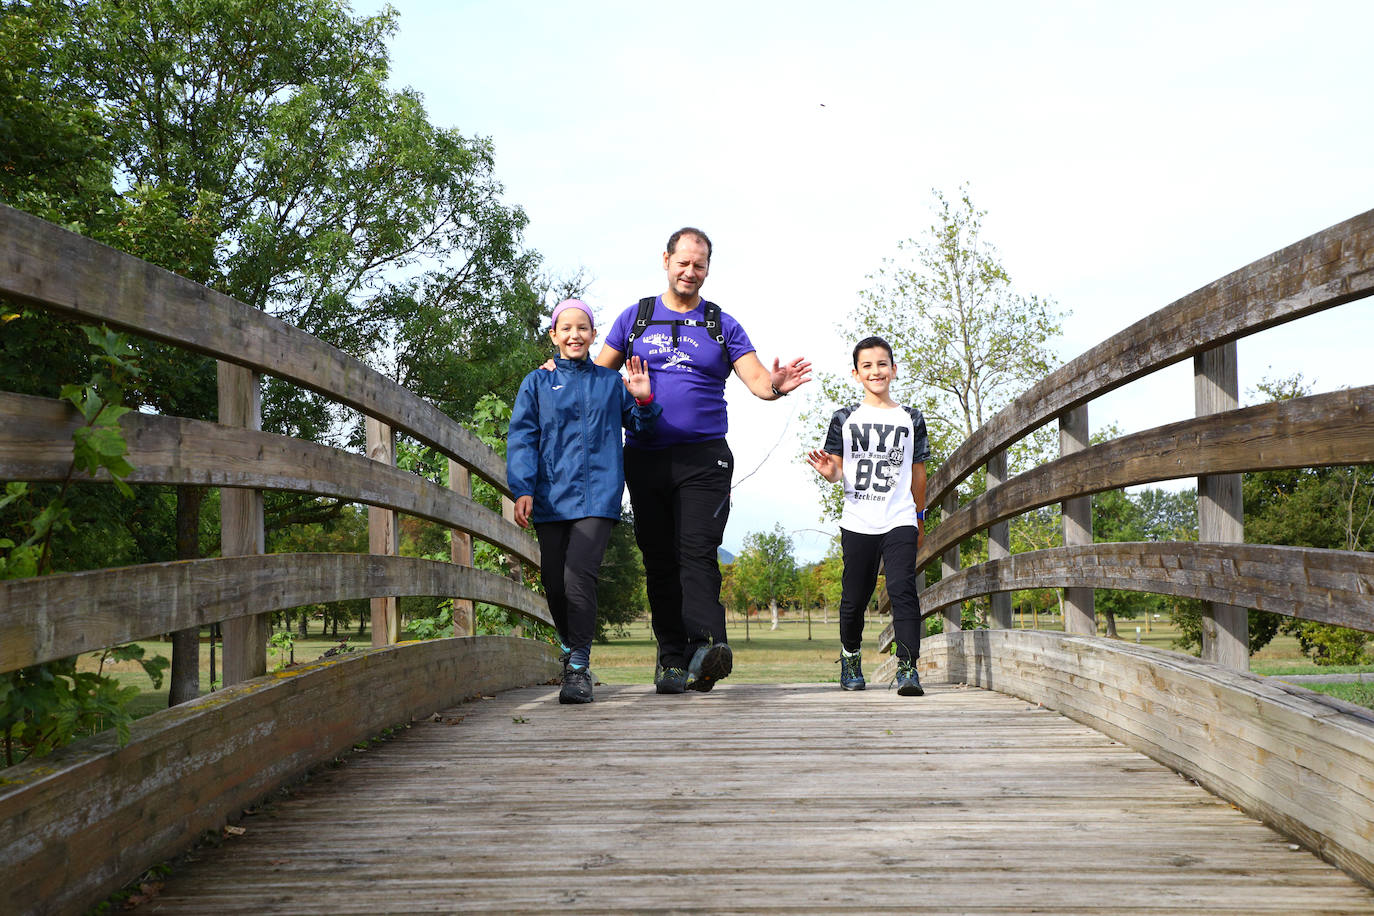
[686,643,733,692]
[655,664,688,694]
[893,660,924,697]
[559,666,594,704]
[838,653,866,691]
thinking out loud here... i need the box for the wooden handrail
[918,385,1374,567]
[926,208,1374,509]
[0,391,539,568]
[0,553,553,671]
[0,204,510,494]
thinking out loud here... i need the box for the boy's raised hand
[623,355,651,401]
[806,449,841,483]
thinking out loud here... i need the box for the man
[596,227,810,693]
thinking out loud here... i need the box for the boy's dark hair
[667,227,712,261]
[853,336,895,368]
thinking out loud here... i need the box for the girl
[507,299,660,703]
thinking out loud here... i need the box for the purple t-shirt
[606,297,755,448]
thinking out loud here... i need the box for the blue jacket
[506,357,661,524]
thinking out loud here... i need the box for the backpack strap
[701,300,728,358]
[624,296,730,363]
[624,296,657,361]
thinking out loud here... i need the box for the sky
[356,0,1374,562]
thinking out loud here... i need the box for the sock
[842,647,861,657]
[570,646,590,669]
[558,642,571,659]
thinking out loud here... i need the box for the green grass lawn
[80,612,1374,714]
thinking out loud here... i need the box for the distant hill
[717,547,735,565]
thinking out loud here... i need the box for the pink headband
[550,298,594,329]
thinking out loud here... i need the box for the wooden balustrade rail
[0,204,510,493]
[876,210,1374,650]
[927,207,1374,509]
[1,204,558,914]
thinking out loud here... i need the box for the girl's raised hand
[624,355,651,401]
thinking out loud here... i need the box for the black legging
[534,517,616,657]
[838,525,922,661]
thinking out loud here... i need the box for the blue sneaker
[655,664,688,694]
[686,643,733,692]
[838,653,866,691]
[893,660,924,697]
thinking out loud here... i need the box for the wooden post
[987,450,1012,629]
[940,491,962,633]
[502,496,524,637]
[367,418,399,647]
[448,460,476,638]
[1195,344,1248,669]
[217,362,267,685]
[1059,405,1095,635]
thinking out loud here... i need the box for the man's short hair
[853,336,894,368]
[667,227,712,261]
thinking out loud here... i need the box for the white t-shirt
[823,402,931,535]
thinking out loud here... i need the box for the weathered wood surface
[923,630,1374,888]
[366,418,400,646]
[0,203,509,492]
[927,207,1374,509]
[0,392,540,568]
[0,636,559,916]
[901,541,1374,634]
[0,554,553,671]
[142,682,1374,914]
[1059,403,1095,634]
[217,361,268,684]
[1195,343,1248,667]
[917,384,1374,569]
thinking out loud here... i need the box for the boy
[806,336,929,695]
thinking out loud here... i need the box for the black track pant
[839,525,922,661]
[534,517,616,655]
[624,438,732,669]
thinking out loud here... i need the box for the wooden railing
[0,204,556,914]
[878,208,1374,887]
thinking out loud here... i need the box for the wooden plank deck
[144,683,1374,914]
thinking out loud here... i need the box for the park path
[145,682,1374,914]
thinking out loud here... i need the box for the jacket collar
[553,356,593,371]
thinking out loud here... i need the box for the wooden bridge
[2,203,1373,914]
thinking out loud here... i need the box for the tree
[1092,487,1147,638]
[794,562,821,640]
[735,525,798,632]
[9,0,552,701]
[813,548,843,625]
[594,509,647,642]
[1009,504,1061,627]
[720,559,753,640]
[1235,374,1373,665]
[805,185,1067,519]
